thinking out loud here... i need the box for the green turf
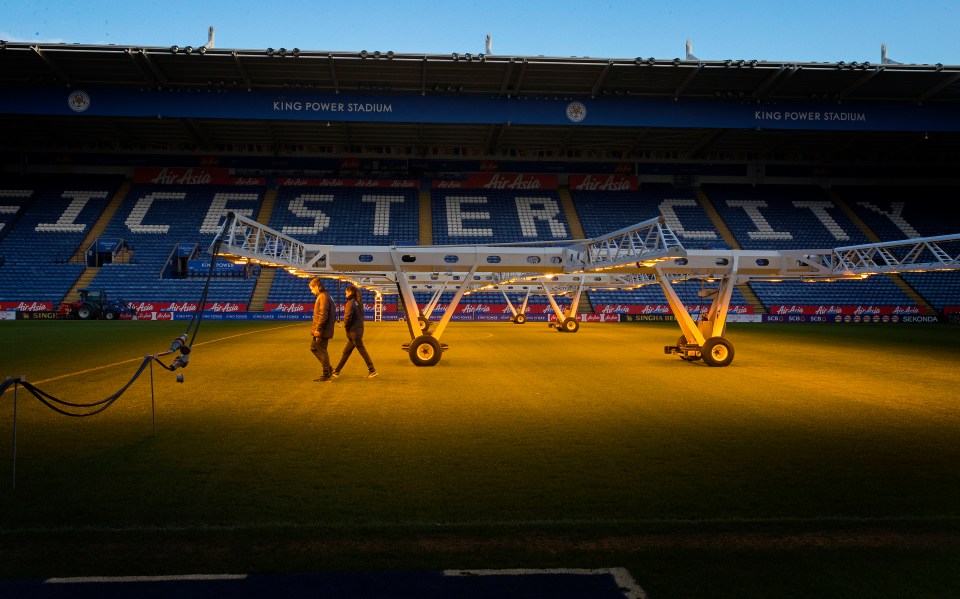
[2,319,960,597]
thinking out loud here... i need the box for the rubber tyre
[701,337,735,367]
[104,311,117,320]
[417,316,430,332]
[514,313,527,325]
[409,335,442,367]
[561,317,580,333]
[77,306,94,320]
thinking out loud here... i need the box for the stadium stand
[85,184,263,305]
[0,176,123,304]
[1,174,956,318]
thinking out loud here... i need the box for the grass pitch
[1,319,960,597]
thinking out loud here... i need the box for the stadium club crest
[67,90,91,113]
[565,101,587,123]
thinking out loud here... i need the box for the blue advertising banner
[4,86,960,132]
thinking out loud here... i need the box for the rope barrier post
[12,376,24,490]
[149,356,156,438]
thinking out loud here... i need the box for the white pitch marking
[32,324,300,385]
[444,567,646,599]
[45,574,247,584]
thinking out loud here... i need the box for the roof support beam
[499,59,515,97]
[836,67,883,101]
[687,128,726,159]
[485,123,505,154]
[180,118,211,149]
[673,63,704,99]
[590,60,613,98]
[327,53,340,94]
[420,56,428,95]
[751,64,796,100]
[30,45,70,86]
[512,59,528,97]
[231,51,252,91]
[132,49,168,87]
[919,72,960,103]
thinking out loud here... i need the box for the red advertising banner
[593,304,755,315]
[432,173,558,190]
[277,177,419,188]
[263,302,313,313]
[0,301,56,311]
[125,301,248,313]
[767,305,923,316]
[568,174,639,191]
[133,167,266,186]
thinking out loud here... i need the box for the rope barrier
[0,213,234,488]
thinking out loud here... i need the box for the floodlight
[386,50,395,59]
[266,47,274,56]
[292,48,300,57]
[359,49,368,58]
[170,45,179,53]
[198,45,207,55]
[184,46,193,54]
[278,47,286,57]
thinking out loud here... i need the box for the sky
[1,0,958,66]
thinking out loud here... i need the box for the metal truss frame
[214,211,960,367]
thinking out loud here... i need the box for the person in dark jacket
[332,284,378,379]
[309,277,336,382]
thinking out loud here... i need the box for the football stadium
[2,33,960,598]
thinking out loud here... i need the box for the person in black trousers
[332,284,378,379]
[309,277,336,382]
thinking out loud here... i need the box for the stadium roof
[3,42,960,169]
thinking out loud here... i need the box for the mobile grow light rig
[213,211,960,367]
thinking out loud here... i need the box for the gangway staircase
[418,188,433,245]
[558,185,585,240]
[62,179,132,305]
[247,266,276,312]
[69,178,132,264]
[828,189,938,315]
[244,187,279,312]
[62,267,100,304]
[695,186,766,314]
